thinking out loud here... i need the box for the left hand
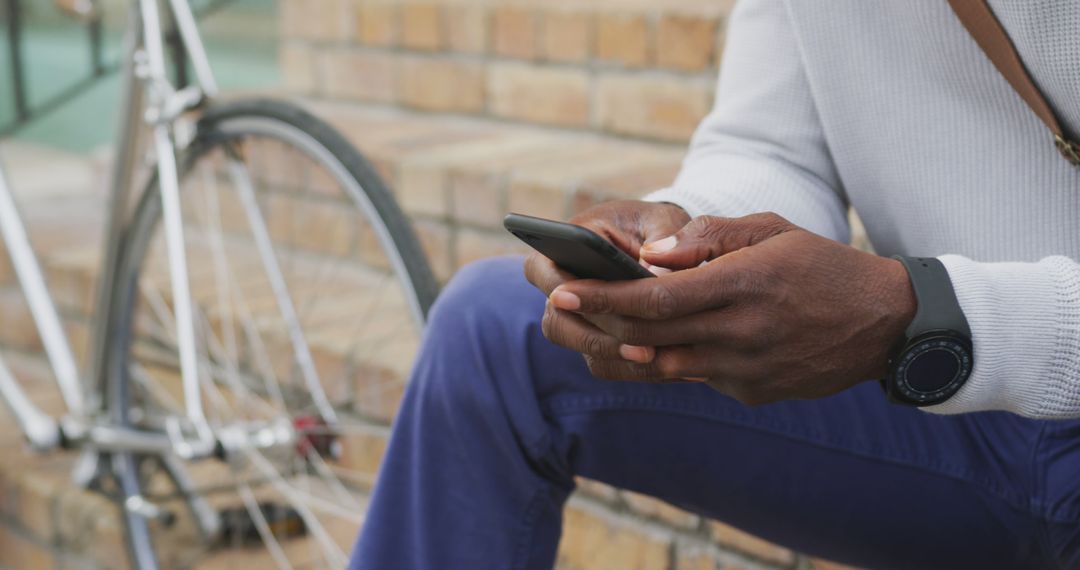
[547,213,917,405]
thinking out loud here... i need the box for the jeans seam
[543,394,1032,513]
[1034,424,1080,524]
[1030,423,1052,519]
[510,487,548,570]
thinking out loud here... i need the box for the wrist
[873,257,918,377]
[881,256,974,406]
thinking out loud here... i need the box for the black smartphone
[503,213,654,280]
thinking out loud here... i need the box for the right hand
[523,200,690,375]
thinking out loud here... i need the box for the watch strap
[892,256,971,338]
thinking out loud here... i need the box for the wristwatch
[883,256,974,407]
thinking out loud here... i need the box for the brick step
[20,102,688,283]
[23,102,688,416]
[0,351,128,569]
[40,233,419,423]
[282,0,726,142]
[8,104,688,287]
[0,351,383,569]
[298,100,688,276]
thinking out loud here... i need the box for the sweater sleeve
[644,0,1080,419]
[644,0,849,243]
[923,255,1080,419]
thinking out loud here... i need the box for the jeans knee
[409,256,545,422]
[427,255,541,336]
[406,256,578,481]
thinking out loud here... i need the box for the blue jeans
[350,256,1080,570]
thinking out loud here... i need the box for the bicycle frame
[0,0,292,458]
[0,4,405,566]
[0,168,74,447]
[0,0,339,476]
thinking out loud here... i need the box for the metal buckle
[1054,135,1080,166]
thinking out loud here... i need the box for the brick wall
[279,2,861,569]
[281,0,723,143]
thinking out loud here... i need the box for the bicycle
[0,0,439,567]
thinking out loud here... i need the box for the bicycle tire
[106,99,439,568]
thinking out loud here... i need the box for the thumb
[640,213,794,270]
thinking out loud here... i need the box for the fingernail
[643,236,677,253]
[619,344,655,363]
[648,265,672,276]
[550,288,581,310]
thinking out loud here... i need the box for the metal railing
[1,0,111,136]
[0,0,237,137]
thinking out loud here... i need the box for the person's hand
[524,199,690,367]
[545,213,917,405]
[524,200,691,296]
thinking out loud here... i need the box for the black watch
[882,256,974,407]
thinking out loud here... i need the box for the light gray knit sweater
[646,0,1080,419]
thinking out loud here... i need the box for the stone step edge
[350,0,734,15]
[288,35,724,80]
[10,98,691,376]
[31,98,690,296]
[298,97,689,220]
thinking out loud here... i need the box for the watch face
[893,333,973,404]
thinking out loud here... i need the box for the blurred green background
[0,0,279,152]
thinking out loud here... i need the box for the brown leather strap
[947,0,1080,165]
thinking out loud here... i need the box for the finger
[639,259,673,276]
[541,303,626,359]
[640,213,795,270]
[653,345,712,379]
[578,314,664,361]
[569,214,643,259]
[551,263,742,320]
[570,201,689,260]
[524,252,577,296]
[584,356,687,383]
[585,345,711,382]
[639,202,691,249]
[585,307,757,348]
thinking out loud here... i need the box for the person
[350,1,1080,568]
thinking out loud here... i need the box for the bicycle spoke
[114,111,432,568]
[199,163,247,415]
[304,448,359,507]
[236,482,294,570]
[242,448,350,568]
[226,153,336,424]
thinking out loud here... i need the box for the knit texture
[646,0,1080,419]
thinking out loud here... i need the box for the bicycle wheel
[107,99,439,568]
